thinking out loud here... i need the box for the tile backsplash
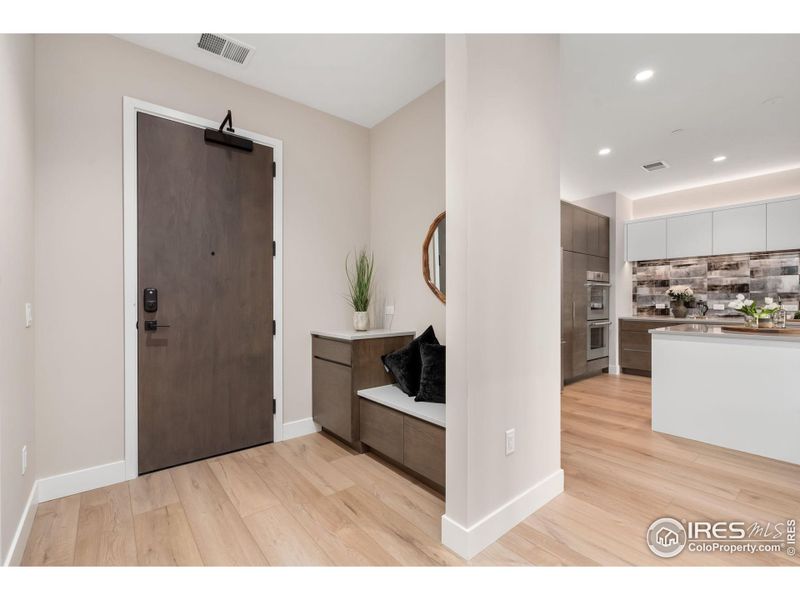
[632,251,800,316]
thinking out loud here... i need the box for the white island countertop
[651,322,800,466]
[651,323,800,343]
[311,329,415,342]
[621,315,746,325]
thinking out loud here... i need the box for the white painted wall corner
[3,482,38,567]
[282,418,322,440]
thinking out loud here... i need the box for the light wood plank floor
[22,374,800,566]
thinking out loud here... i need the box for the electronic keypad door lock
[143,288,158,312]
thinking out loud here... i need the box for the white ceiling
[116,34,444,128]
[561,34,800,201]
[119,34,799,201]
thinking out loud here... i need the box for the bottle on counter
[775,302,787,329]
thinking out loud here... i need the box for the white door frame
[122,97,284,480]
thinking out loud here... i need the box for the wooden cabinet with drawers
[619,319,655,375]
[359,397,404,463]
[359,398,446,492]
[311,331,414,450]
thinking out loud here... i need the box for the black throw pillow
[381,326,439,396]
[416,343,445,404]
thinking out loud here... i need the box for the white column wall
[443,34,563,559]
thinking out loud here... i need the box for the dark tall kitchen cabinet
[562,201,610,258]
[561,201,610,383]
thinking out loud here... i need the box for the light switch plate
[655,303,666,309]
[25,303,32,328]
[784,304,799,312]
[22,445,27,475]
[505,429,515,456]
[384,305,395,315]
[713,304,726,311]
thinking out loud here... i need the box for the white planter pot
[353,311,369,331]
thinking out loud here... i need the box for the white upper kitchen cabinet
[626,218,666,262]
[667,212,713,258]
[766,197,800,251]
[712,204,766,255]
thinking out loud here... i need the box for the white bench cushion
[357,384,445,428]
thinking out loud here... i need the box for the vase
[757,315,774,329]
[671,301,688,318]
[353,311,369,331]
[744,315,758,329]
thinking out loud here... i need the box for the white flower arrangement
[727,294,780,318]
[667,285,694,303]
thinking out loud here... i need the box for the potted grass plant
[346,248,375,331]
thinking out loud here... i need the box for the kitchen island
[618,316,745,376]
[651,323,800,465]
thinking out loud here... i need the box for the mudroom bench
[357,384,446,493]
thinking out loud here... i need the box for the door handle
[143,320,171,332]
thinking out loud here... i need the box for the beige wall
[34,35,370,479]
[0,34,37,563]
[444,34,562,557]
[633,167,800,218]
[369,83,445,340]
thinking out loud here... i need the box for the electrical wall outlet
[505,429,515,456]
[784,304,799,312]
[384,305,395,315]
[713,304,726,311]
[655,303,666,309]
[22,445,27,475]
[25,303,33,328]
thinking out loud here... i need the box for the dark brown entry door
[137,112,274,474]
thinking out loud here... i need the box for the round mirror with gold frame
[422,211,446,304]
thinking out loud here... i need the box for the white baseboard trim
[3,482,39,567]
[29,417,318,516]
[441,468,564,559]
[34,420,320,506]
[608,364,621,375]
[37,460,126,503]
[282,417,321,441]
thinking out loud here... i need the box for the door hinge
[272,241,276,257]
[272,320,276,335]
[272,161,276,178]
[273,398,276,414]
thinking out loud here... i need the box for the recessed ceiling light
[713,155,727,163]
[598,148,611,156]
[635,69,654,82]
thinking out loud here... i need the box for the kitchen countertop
[311,328,415,341]
[620,315,745,325]
[650,323,800,343]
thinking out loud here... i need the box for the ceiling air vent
[641,160,670,172]
[197,34,253,66]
